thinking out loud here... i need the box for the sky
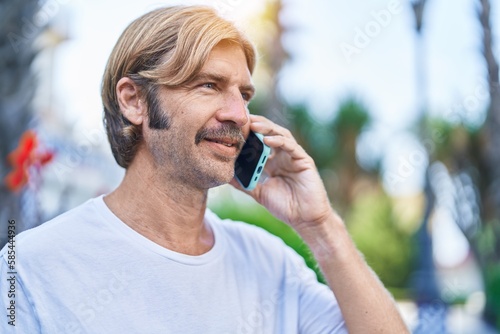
[282,0,492,125]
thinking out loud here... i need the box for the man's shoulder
[1,196,100,258]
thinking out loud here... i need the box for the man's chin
[204,170,235,189]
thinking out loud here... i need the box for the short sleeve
[0,252,41,334]
[285,247,348,334]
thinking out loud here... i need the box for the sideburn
[146,84,171,130]
[129,74,171,130]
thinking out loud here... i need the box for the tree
[477,0,500,227]
[472,0,500,327]
[425,0,500,328]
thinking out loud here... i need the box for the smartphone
[234,131,271,191]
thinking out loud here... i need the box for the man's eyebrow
[241,83,256,96]
[193,72,228,84]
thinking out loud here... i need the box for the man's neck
[103,156,214,256]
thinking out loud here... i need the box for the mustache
[195,123,246,149]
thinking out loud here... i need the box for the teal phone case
[236,132,271,191]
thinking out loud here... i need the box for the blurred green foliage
[346,192,413,297]
[473,220,500,327]
[484,261,500,329]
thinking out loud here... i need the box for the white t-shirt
[1,196,346,333]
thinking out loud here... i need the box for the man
[1,5,408,333]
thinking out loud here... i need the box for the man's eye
[202,83,215,89]
[242,92,253,103]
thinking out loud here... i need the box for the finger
[267,147,276,160]
[250,115,294,139]
[249,114,269,123]
[264,135,307,160]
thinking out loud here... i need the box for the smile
[207,139,233,147]
[202,138,240,158]
[204,137,239,148]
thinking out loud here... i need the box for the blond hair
[101,5,256,168]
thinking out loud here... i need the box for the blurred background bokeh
[1,0,500,332]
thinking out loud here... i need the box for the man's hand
[231,114,334,233]
[231,114,410,333]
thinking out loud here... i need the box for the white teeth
[213,140,232,147]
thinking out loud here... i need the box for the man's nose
[216,90,249,128]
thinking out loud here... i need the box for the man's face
[143,41,255,190]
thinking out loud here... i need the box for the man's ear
[116,77,145,125]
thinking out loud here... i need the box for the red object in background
[4,130,54,192]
